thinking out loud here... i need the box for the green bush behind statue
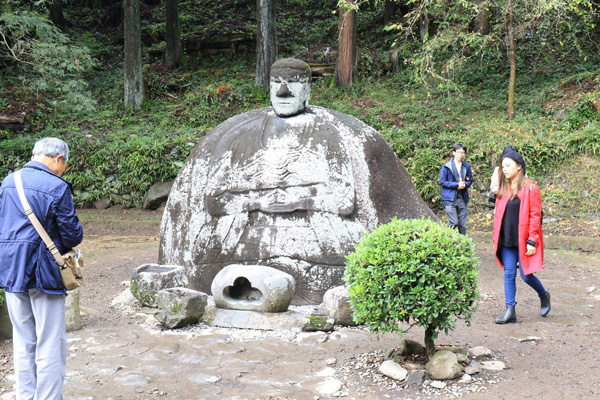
[344,218,480,356]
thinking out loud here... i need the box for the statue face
[270,77,310,117]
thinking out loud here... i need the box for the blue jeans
[501,246,546,306]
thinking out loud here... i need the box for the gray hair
[32,137,70,162]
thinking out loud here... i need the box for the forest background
[0,0,599,237]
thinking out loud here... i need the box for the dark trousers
[444,195,468,235]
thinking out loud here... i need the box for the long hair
[497,161,532,200]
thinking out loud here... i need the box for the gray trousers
[6,289,66,400]
[444,195,468,235]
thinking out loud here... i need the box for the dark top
[500,196,520,248]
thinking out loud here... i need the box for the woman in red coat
[493,151,551,324]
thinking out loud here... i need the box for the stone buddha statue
[160,58,436,304]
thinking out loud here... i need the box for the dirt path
[1,209,600,399]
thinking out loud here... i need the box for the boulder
[211,264,295,312]
[405,370,428,386]
[155,287,208,329]
[464,361,482,375]
[143,180,173,210]
[302,314,335,332]
[468,345,493,360]
[321,286,357,326]
[378,360,408,381]
[93,197,112,210]
[426,350,463,380]
[399,338,426,356]
[130,264,188,307]
[315,379,343,395]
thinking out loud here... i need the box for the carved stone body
[159,105,436,304]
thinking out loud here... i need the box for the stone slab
[204,307,305,330]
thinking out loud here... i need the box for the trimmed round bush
[343,218,479,356]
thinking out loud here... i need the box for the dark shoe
[540,291,551,317]
[495,305,517,324]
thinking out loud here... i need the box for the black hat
[501,151,526,174]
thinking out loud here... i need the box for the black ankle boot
[495,305,517,324]
[540,291,551,317]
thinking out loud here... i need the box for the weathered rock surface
[155,287,208,329]
[321,286,357,326]
[379,360,408,381]
[65,287,82,332]
[130,264,188,307]
[468,345,493,360]
[464,360,482,375]
[399,338,426,356]
[315,378,343,395]
[426,350,463,380]
[211,264,295,312]
[204,307,305,330]
[93,197,112,210]
[159,105,437,304]
[302,313,335,332]
[405,370,428,386]
[430,380,447,389]
[143,181,173,210]
[480,360,506,371]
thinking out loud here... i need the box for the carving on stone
[159,58,436,304]
[211,264,295,312]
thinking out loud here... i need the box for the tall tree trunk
[48,0,66,27]
[255,0,277,91]
[336,0,357,88]
[424,326,436,357]
[124,0,144,110]
[507,0,516,120]
[165,0,183,67]
[383,0,398,25]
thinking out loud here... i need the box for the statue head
[270,58,311,117]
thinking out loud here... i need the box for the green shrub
[344,218,479,356]
[0,289,4,307]
[0,11,96,112]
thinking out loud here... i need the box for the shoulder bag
[14,170,84,291]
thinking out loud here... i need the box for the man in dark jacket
[439,144,473,235]
[0,137,83,400]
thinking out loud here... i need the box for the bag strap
[14,170,65,267]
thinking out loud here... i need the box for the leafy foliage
[343,218,479,354]
[0,0,598,221]
[0,11,96,111]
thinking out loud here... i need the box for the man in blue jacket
[0,137,83,400]
[439,144,473,235]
